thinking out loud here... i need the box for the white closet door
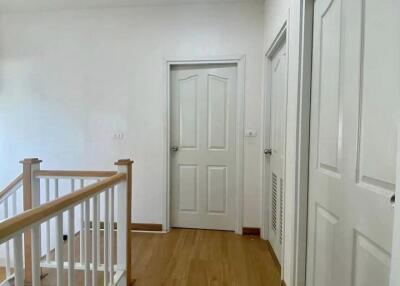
[307,0,400,285]
[390,125,400,285]
[267,40,287,264]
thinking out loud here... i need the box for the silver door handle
[391,194,396,208]
[264,148,272,156]
[171,146,179,152]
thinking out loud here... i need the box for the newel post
[20,158,42,284]
[115,159,134,286]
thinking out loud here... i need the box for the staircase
[0,158,134,286]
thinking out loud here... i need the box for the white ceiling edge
[0,0,264,13]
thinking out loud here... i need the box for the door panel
[207,166,227,214]
[170,64,237,231]
[307,0,400,285]
[208,75,228,150]
[312,205,338,286]
[316,0,341,175]
[179,76,199,149]
[353,231,391,286]
[357,0,400,193]
[178,165,198,212]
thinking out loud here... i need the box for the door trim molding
[266,240,282,271]
[162,55,246,235]
[260,16,288,256]
[289,1,314,285]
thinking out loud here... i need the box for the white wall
[263,1,306,286]
[0,2,264,227]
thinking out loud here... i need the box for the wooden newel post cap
[114,159,134,166]
[19,158,42,165]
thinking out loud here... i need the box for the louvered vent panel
[279,178,284,244]
[271,173,278,233]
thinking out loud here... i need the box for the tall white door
[170,64,237,231]
[307,0,400,285]
[266,40,287,264]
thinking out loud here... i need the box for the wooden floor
[132,229,281,286]
[0,229,281,286]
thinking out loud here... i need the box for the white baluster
[5,242,10,277]
[12,191,16,216]
[110,186,115,284]
[11,192,17,275]
[56,213,64,286]
[68,179,75,286]
[55,178,59,198]
[97,180,101,265]
[31,223,41,286]
[104,190,110,286]
[13,233,24,286]
[92,195,99,286]
[54,178,64,286]
[3,198,10,277]
[46,178,51,262]
[84,199,90,286]
[80,179,85,264]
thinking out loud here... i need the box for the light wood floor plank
[132,229,281,286]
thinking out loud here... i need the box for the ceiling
[0,0,262,13]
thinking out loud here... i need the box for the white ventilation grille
[279,178,284,244]
[271,173,278,233]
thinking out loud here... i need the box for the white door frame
[261,1,314,285]
[162,55,246,235]
[293,1,314,285]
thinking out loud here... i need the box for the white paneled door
[170,64,237,231]
[266,39,287,264]
[307,0,400,285]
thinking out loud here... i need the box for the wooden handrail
[0,173,23,202]
[0,173,126,243]
[34,170,117,178]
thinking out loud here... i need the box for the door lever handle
[264,148,272,156]
[171,146,179,152]
[391,194,396,208]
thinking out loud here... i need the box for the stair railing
[0,173,23,280]
[0,158,134,286]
